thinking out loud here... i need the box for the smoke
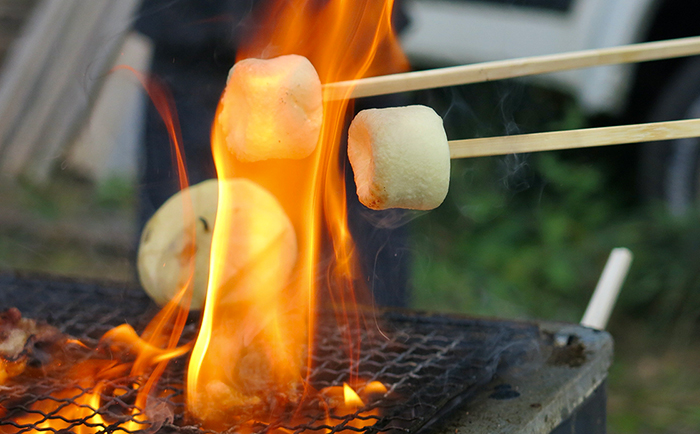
[494,82,535,194]
[429,83,535,198]
[381,313,545,434]
[498,153,532,194]
[442,87,480,133]
[357,208,425,230]
[144,398,175,433]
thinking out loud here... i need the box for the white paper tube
[581,248,633,330]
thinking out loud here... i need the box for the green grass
[0,175,137,282]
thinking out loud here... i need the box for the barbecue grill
[0,273,611,434]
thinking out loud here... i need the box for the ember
[0,276,544,434]
[0,308,70,385]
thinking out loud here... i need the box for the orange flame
[6,363,119,434]
[317,381,388,433]
[4,68,197,434]
[187,0,407,429]
[5,0,406,431]
[343,383,364,407]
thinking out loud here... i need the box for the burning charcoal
[137,178,298,310]
[219,54,323,162]
[1,308,63,362]
[0,308,70,383]
[348,105,450,210]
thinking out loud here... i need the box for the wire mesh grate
[0,273,543,434]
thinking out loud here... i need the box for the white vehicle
[401,0,700,214]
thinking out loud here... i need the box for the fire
[2,294,194,434]
[2,71,196,434]
[343,383,364,407]
[319,382,388,432]
[5,362,126,434]
[187,0,407,429]
[4,0,407,432]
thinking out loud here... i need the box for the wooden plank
[24,0,143,184]
[0,0,76,162]
[66,32,153,183]
[0,0,112,179]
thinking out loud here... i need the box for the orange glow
[5,365,113,434]
[4,67,198,433]
[316,381,386,433]
[364,381,388,395]
[3,297,194,433]
[343,383,365,407]
[0,359,25,385]
[187,0,407,430]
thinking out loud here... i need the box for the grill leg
[550,380,607,434]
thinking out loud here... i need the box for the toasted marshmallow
[219,55,323,162]
[137,179,297,310]
[348,105,450,210]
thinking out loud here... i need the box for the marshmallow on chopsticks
[219,54,323,162]
[348,105,450,210]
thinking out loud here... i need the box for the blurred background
[0,0,699,432]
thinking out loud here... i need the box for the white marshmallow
[219,55,323,162]
[348,105,450,210]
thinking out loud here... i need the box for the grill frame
[0,273,610,434]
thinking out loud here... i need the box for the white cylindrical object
[580,247,633,330]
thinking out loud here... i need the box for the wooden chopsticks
[323,36,700,101]
[448,118,700,159]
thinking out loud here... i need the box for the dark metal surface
[551,381,607,434]
[0,273,543,434]
[0,273,155,343]
[441,323,612,434]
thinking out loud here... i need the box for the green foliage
[409,82,700,337]
[14,179,61,220]
[410,146,700,334]
[606,320,700,433]
[96,176,136,209]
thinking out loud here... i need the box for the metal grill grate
[0,273,543,434]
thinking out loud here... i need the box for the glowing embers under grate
[0,376,185,433]
[0,274,541,434]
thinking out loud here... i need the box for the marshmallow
[219,55,323,162]
[348,105,450,210]
[137,179,297,310]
